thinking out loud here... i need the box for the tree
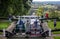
[36,7,44,16]
[49,10,59,18]
[0,0,9,17]
[0,0,32,17]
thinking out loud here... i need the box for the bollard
[49,28,51,36]
[3,29,5,37]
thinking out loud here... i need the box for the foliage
[36,7,44,16]
[0,0,9,17]
[0,0,32,17]
[49,10,59,18]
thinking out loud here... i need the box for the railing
[51,29,60,32]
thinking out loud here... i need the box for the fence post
[3,29,5,37]
[49,28,51,36]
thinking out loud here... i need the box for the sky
[33,0,60,2]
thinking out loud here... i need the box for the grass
[53,31,60,34]
[48,21,60,34]
[54,36,60,39]
[0,32,3,35]
[0,21,10,35]
[48,21,54,29]
[0,22,10,30]
[48,21,60,29]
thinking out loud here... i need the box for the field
[48,21,60,29]
[48,21,60,34]
[54,36,60,39]
[0,22,10,30]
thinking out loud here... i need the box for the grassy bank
[54,36,60,39]
[48,21,60,29]
[0,22,10,30]
[48,21,60,34]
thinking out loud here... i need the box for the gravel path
[6,21,16,33]
[46,36,54,39]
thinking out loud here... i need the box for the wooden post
[3,29,5,37]
[49,28,51,36]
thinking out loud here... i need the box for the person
[26,20,30,33]
[8,14,12,22]
[25,20,31,37]
[54,19,57,29]
[16,19,25,33]
[40,19,44,32]
[34,19,38,27]
[34,19,38,35]
[45,13,49,22]
[45,13,48,19]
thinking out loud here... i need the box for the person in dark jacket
[54,19,57,29]
[34,19,38,27]
[16,19,25,33]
